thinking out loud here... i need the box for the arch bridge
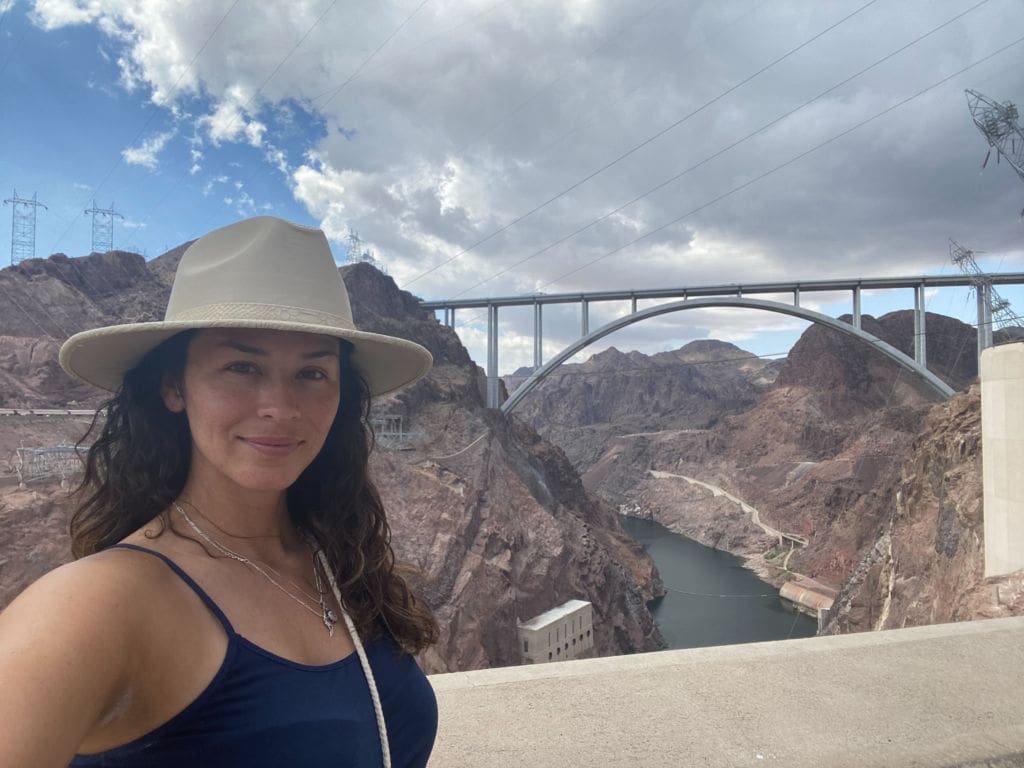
[420,273,1024,410]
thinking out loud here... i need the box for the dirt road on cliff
[647,470,809,550]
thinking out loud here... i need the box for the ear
[161,376,186,413]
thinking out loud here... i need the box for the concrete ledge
[429,618,1024,767]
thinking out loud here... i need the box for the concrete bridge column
[852,285,862,330]
[533,301,543,369]
[978,283,994,359]
[983,342,1024,577]
[913,283,927,368]
[630,294,637,314]
[793,286,800,308]
[487,303,500,409]
[581,298,590,337]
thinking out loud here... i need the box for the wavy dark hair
[71,329,438,654]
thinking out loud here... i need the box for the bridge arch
[501,296,955,413]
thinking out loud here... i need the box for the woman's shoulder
[1,538,192,646]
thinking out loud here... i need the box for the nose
[256,376,302,421]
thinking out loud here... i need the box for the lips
[240,436,303,456]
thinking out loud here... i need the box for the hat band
[171,302,353,328]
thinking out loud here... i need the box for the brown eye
[299,368,328,380]
[227,362,258,374]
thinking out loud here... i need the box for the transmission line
[449,0,994,299]
[47,0,245,257]
[317,0,431,111]
[539,34,1024,294]
[402,0,883,289]
[130,0,343,233]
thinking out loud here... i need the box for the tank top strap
[110,543,236,635]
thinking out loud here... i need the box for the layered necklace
[171,501,339,637]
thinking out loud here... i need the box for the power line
[402,0,884,289]
[130,0,342,233]
[450,0,994,299]
[305,0,505,102]
[458,0,676,150]
[185,0,434,242]
[527,0,768,167]
[46,0,245,257]
[540,33,1024,293]
[317,0,431,111]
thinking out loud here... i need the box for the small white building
[518,599,594,664]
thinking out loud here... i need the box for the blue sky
[1,0,1022,372]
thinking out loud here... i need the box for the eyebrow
[217,340,339,359]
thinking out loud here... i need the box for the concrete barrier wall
[982,342,1024,578]
[429,618,1024,767]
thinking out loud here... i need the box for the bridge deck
[421,272,1024,309]
[430,616,1024,767]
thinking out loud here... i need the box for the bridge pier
[487,303,500,409]
[581,298,590,337]
[978,283,994,356]
[533,301,543,369]
[852,285,861,330]
[793,286,800,308]
[983,342,1024,577]
[913,284,927,368]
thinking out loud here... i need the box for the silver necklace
[172,501,339,637]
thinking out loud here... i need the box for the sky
[1,0,1022,374]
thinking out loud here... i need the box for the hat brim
[59,320,433,398]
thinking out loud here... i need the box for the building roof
[518,599,591,631]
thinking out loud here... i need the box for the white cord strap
[316,549,392,768]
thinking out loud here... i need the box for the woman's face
[162,328,342,495]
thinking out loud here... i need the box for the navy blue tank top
[71,543,437,768]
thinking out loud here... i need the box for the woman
[0,216,439,767]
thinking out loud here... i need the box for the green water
[620,515,818,649]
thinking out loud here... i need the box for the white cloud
[30,0,99,29]
[32,0,1024,362]
[121,129,174,169]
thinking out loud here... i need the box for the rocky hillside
[823,388,1024,634]
[0,248,664,673]
[508,340,778,469]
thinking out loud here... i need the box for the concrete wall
[430,617,1024,767]
[982,342,1024,578]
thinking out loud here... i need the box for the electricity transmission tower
[3,190,47,265]
[83,201,124,253]
[345,228,387,274]
[950,239,1017,352]
[965,89,1024,183]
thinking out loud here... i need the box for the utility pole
[3,190,47,265]
[83,201,124,253]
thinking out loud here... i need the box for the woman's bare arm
[0,556,140,767]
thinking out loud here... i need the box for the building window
[586,630,591,637]
[556,647,561,655]
[572,638,576,646]
[579,634,583,642]
[523,640,529,653]
[548,652,552,660]
[565,642,569,650]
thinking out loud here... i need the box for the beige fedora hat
[59,216,432,396]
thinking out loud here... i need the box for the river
[620,515,817,649]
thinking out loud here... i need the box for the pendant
[323,608,338,637]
